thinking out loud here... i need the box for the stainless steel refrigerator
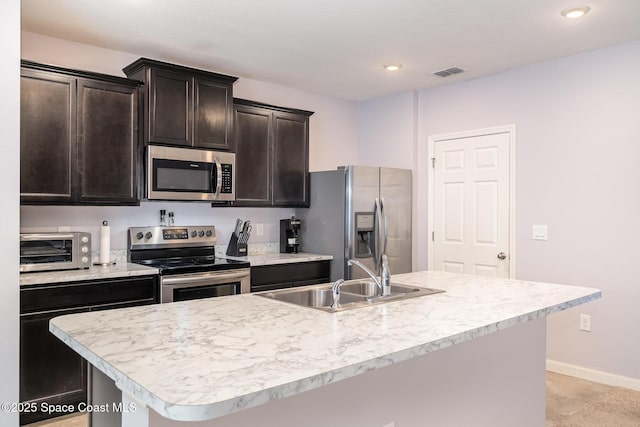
[297,166,412,281]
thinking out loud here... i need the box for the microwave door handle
[211,158,222,200]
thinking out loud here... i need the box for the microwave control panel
[220,164,233,194]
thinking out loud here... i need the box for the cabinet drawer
[21,276,158,314]
[251,261,330,292]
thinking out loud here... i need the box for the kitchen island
[50,271,600,427]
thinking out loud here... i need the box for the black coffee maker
[280,216,301,253]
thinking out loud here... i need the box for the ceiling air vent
[431,67,465,78]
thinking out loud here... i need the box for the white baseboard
[546,359,640,391]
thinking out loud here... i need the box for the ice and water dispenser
[354,212,375,258]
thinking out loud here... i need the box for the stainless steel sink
[338,280,434,298]
[261,287,366,309]
[256,279,444,312]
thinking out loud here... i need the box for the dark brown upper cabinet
[20,61,141,205]
[123,58,238,151]
[233,99,313,207]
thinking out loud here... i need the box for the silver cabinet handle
[497,252,507,260]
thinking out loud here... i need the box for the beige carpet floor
[27,372,640,427]
[546,371,640,426]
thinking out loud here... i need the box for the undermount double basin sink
[257,279,445,312]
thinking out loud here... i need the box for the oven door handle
[161,271,250,286]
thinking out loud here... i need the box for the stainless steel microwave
[20,232,92,273]
[147,145,236,202]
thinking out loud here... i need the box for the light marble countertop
[19,246,330,286]
[20,262,159,286]
[50,271,600,422]
[220,251,333,266]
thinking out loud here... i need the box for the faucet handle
[331,279,345,310]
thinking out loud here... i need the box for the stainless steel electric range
[128,225,250,303]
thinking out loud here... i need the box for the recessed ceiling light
[561,5,591,19]
[383,64,402,71]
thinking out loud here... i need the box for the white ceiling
[21,0,640,101]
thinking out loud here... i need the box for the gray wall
[416,40,640,382]
[1,0,20,425]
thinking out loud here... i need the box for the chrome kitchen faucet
[332,255,391,309]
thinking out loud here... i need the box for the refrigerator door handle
[374,197,382,272]
[380,197,388,256]
[373,197,382,271]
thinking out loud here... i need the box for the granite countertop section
[50,271,601,422]
[221,252,333,266]
[20,263,159,286]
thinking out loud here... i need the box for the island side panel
[144,318,546,427]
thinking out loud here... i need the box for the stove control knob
[81,236,90,243]
[136,232,144,240]
[145,232,153,240]
[82,257,89,264]
[198,230,205,237]
[206,230,212,237]
[191,231,197,238]
[81,246,89,253]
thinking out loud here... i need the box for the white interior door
[432,131,512,277]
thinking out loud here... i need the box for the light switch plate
[532,224,548,240]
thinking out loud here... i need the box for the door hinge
[431,231,434,241]
[431,157,435,168]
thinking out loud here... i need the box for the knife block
[225,233,247,257]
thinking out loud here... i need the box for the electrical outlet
[579,314,591,332]
[256,223,264,236]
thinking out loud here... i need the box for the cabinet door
[20,70,76,203]
[148,68,191,146]
[21,276,158,313]
[250,261,331,292]
[233,104,272,205]
[272,112,310,206]
[20,307,88,425]
[194,77,233,150]
[77,79,139,204]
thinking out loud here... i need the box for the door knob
[497,252,507,260]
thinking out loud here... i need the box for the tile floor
[26,372,640,427]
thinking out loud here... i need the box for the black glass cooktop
[129,242,250,275]
[133,256,249,275]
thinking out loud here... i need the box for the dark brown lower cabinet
[20,307,88,425]
[250,261,331,292]
[19,275,158,425]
